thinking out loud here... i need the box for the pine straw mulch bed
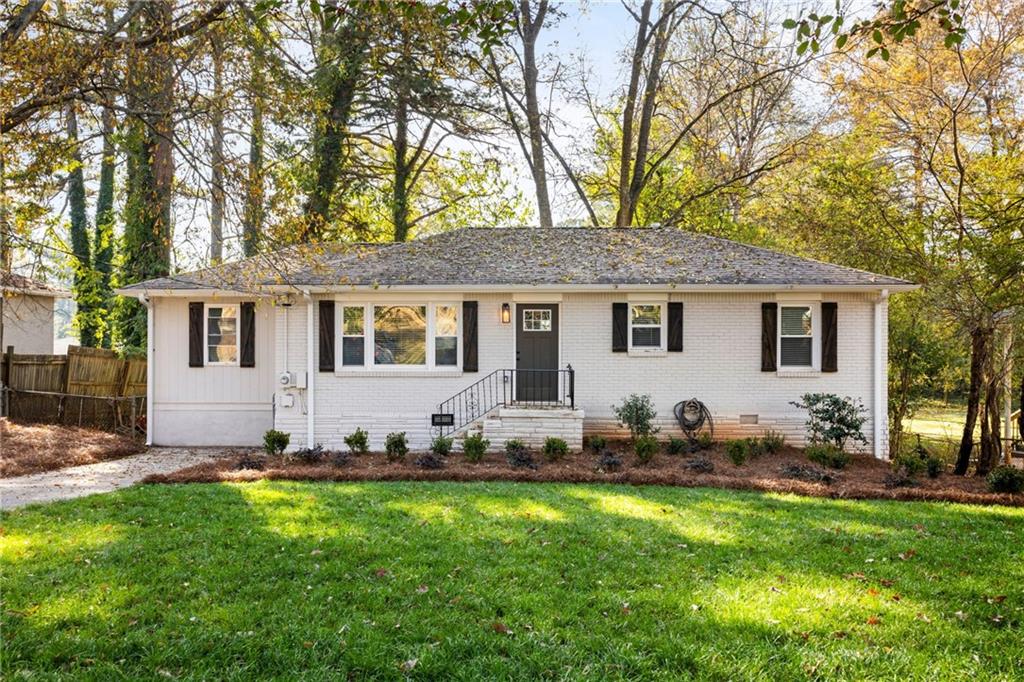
[1,418,146,478]
[142,441,1023,508]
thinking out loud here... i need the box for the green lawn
[906,401,969,442]
[3,482,1023,680]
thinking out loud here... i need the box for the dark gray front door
[516,304,559,402]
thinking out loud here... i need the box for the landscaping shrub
[384,432,408,462]
[431,435,454,457]
[612,393,658,440]
[293,444,325,464]
[760,430,785,454]
[667,436,689,456]
[926,456,943,479]
[725,439,748,466]
[586,435,607,452]
[235,453,266,471]
[791,393,867,451]
[805,443,850,470]
[884,466,917,489]
[987,466,1024,494]
[634,434,658,464]
[344,427,369,455]
[682,456,713,473]
[892,452,926,477]
[696,432,713,450]
[463,433,489,463]
[263,429,290,456]
[330,450,350,467]
[779,464,834,484]
[543,437,569,462]
[505,439,536,469]
[414,452,445,469]
[597,449,622,472]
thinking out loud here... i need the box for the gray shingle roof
[120,227,912,292]
[0,271,71,297]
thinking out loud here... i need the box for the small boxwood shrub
[725,439,748,466]
[263,429,290,456]
[926,455,943,479]
[683,456,714,473]
[987,466,1024,494]
[696,432,714,450]
[586,435,607,452]
[634,434,658,464]
[760,430,785,454]
[597,449,622,472]
[505,439,536,469]
[805,443,850,470]
[667,436,689,456]
[293,444,325,464]
[414,452,445,469]
[344,427,369,455]
[384,432,408,462]
[892,452,926,477]
[431,435,454,457]
[543,437,569,462]
[612,393,658,440]
[463,433,489,463]
[330,449,350,467]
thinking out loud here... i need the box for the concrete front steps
[454,405,584,451]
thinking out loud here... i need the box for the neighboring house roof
[118,227,915,294]
[0,272,71,298]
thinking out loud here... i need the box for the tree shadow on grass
[2,481,1023,679]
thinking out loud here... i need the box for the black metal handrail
[436,366,575,436]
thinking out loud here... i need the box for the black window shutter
[240,302,256,367]
[761,302,777,372]
[612,302,628,352]
[822,302,838,372]
[188,302,204,367]
[318,300,335,372]
[462,301,478,372]
[667,302,683,352]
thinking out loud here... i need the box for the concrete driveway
[0,448,231,510]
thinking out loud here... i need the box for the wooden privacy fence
[1,345,146,436]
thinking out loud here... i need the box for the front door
[516,304,559,402]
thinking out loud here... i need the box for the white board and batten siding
[2,294,56,354]
[150,297,276,446]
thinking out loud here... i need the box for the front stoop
[480,405,585,451]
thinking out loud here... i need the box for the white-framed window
[206,305,238,365]
[338,301,460,370]
[522,308,552,332]
[341,305,365,366]
[779,304,814,368]
[629,303,664,350]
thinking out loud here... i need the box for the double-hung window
[339,302,459,370]
[779,305,813,368]
[206,305,238,365]
[341,306,365,366]
[629,303,664,350]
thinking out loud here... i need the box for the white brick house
[117,228,914,457]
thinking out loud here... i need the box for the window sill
[335,368,464,378]
[776,368,821,378]
[628,348,667,358]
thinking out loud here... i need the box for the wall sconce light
[501,302,511,324]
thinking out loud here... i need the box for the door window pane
[523,309,552,331]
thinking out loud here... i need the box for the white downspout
[142,294,154,446]
[304,290,315,448]
[873,289,889,459]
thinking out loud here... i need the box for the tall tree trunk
[209,29,225,264]
[978,366,1001,475]
[519,0,553,228]
[64,99,96,347]
[117,3,175,351]
[242,49,264,257]
[954,326,991,475]
[93,5,116,348]
[302,11,370,241]
[624,1,674,226]
[615,0,653,227]
[391,88,411,242]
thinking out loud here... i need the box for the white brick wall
[267,291,887,456]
